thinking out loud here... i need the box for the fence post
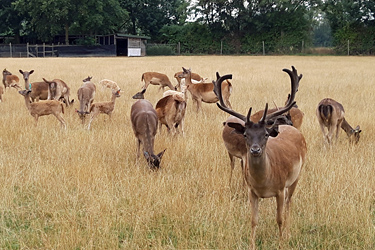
[262,41,265,56]
[301,40,304,53]
[9,43,12,58]
[178,42,180,55]
[27,43,29,57]
[43,43,46,57]
[347,40,350,56]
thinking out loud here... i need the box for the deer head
[214,66,301,157]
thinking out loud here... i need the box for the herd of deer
[2,65,362,248]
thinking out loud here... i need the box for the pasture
[0,56,374,249]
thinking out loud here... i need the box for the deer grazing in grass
[178,67,232,112]
[18,89,66,129]
[87,89,121,129]
[141,72,175,91]
[19,69,49,102]
[76,76,96,124]
[316,98,361,145]
[214,67,307,249]
[130,99,166,169]
[155,91,187,135]
[43,78,74,106]
[2,69,20,91]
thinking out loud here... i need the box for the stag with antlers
[214,67,307,249]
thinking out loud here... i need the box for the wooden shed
[96,33,150,56]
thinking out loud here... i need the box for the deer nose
[250,145,262,156]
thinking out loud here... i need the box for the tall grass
[0,56,374,249]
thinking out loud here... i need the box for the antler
[263,66,302,122]
[213,72,247,121]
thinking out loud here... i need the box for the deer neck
[341,118,354,137]
[24,78,30,90]
[184,73,193,86]
[23,94,32,110]
[246,151,271,183]
[142,116,155,156]
[111,94,117,103]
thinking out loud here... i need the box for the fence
[0,43,116,57]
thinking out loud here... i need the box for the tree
[13,0,128,44]
[0,0,26,43]
[120,0,189,40]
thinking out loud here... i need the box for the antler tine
[265,66,301,121]
[214,73,247,121]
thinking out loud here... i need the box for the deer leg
[228,153,235,187]
[136,139,141,161]
[196,99,202,113]
[284,179,299,238]
[53,114,67,130]
[33,115,39,126]
[250,190,259,249]
[276,189,286,239]
[88,112,99,130]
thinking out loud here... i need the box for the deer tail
[318,104,332,120]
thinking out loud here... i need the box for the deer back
[30,82,49,101]
[77,82,96,112]
[317,98,345,126]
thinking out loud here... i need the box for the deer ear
[19,69,23,74]
[30,70,34,74]
[157,149,166,159]
[227,122,245,134]
[354,125,361,133]
[267,126,279,137]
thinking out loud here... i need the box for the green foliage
[146,44,176,56]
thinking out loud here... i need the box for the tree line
[0,0,374,55]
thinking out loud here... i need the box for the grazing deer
[2,69,20,91]
[76,76,96,124]
[19,69,48,102]
[87,89,121,129]
[141,72,175,91]
[132,89,146,99]
[155,92,187,135]
[316,98,361,145]
[214,67,307,249]
[178,67,232,112]
[130,99,166,169]
[43,78,74,106]
[18,89,66,129]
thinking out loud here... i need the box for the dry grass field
[0,56,374,249]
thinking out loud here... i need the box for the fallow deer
[19,69,48,102]
[316,98,361,145]
[214,67,307,249]
[132,89,146,99]
[99,79,121,91]
[18,89,66,129]
[155,92,187,135]
[76,76,96,124]
[174,70,203,90]
[141,72,175,91]
[2,69,20,91]
[130,99,166,169]
[43,78,74,106]
[178,67,232,112]
[87,89,121,129]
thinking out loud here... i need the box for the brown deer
[174,70,203,90]
[18,89,66,129]
[43,78,74,106]
[99,79,121,91]
[19,69,49,102]
[76,76,96,124]
[2,69,20,91]
[141,72,175,91]
[178,67,232,112]
[87,89,121,129]
[130,99,166,169]
[316,98,361,145]
[214,67,307,249]
[155,92,187,135]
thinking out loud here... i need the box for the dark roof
[98,33,150,40]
